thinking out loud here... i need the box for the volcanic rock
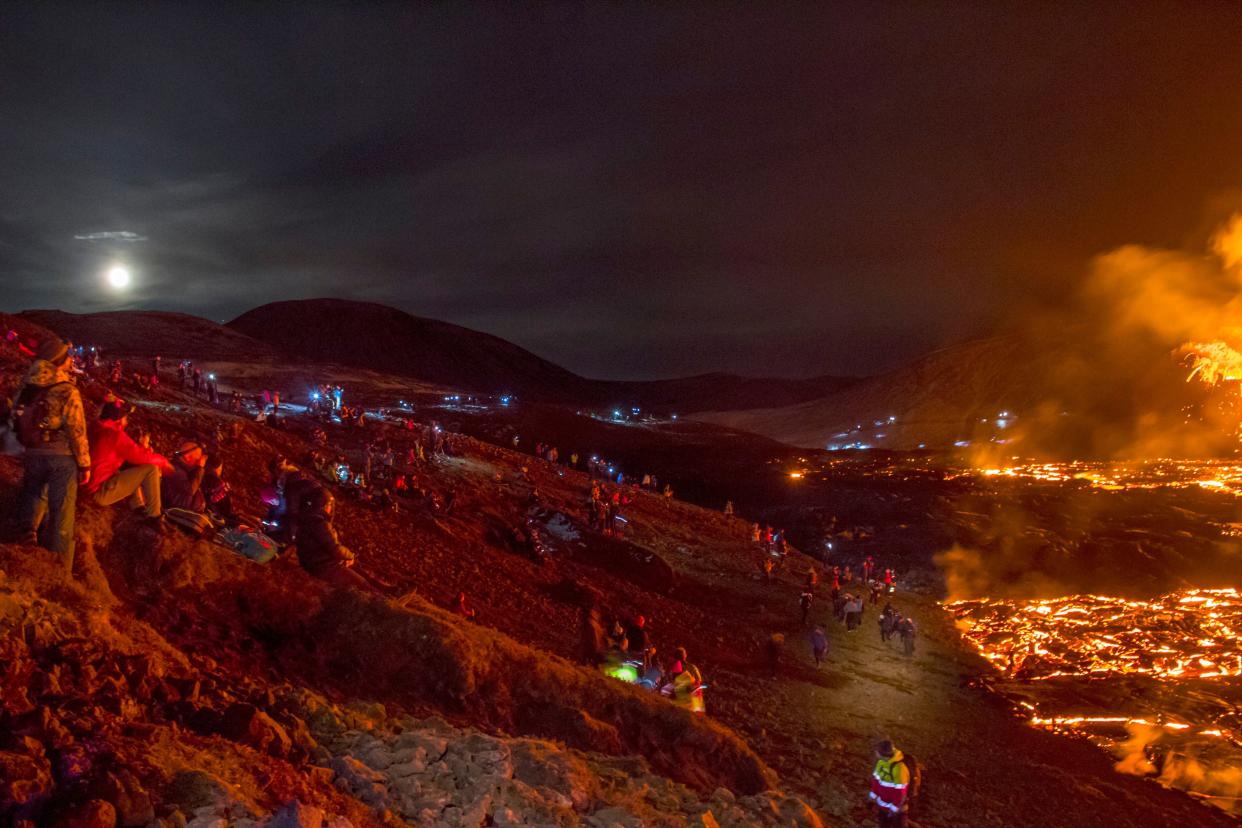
[52,799,116,828]
[221,703,293,758]
[0,749,54,820]
[268,800,325,828]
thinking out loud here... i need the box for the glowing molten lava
[947,588,1242,682]
[1182,340,1242,385]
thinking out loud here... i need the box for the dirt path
[709,589,1234,827]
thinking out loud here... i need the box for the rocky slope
[19,310,281,363]
[2,311,1233,827]
[0,313,821,827]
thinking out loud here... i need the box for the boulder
[0,749,54,817]
[162,771,234,813]
[268,800,324,828]
[52,799,117,828]
[92,771,154,827]
[221,703,292,758]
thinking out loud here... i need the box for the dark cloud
[4,3,1242,378]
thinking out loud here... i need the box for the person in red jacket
[85,400,173,523]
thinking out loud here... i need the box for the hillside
[228,298,854,412]
[695,336,1040,450]
[1,312,1233,826]
[19,309,281,363]
[229,299,584,402]
[695,328,1224,458]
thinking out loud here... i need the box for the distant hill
[229,298,585,400]
[18,301,854,412]
[695,335,1045,450]
[20,309,280,362]
[694,327,1226,458]
[228,298,855,411]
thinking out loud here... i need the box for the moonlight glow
[106,265,131,289]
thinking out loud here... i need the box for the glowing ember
[1182,341,1242,386]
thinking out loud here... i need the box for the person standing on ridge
[10,337,91,570]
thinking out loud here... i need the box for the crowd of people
[2,332,920,826]
[584,608,705,712]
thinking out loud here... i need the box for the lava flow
[946,588,1242,682]
[969,459,1242,496]
[947,589,1242,812]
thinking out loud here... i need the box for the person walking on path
[811,625,828,666]
[799,590,813,627]
[898,615,917,657]
[869,739,911,828]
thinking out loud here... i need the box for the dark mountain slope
[20,309,280,362]
[229,298,855,411]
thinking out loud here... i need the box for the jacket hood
[879,749,904,767]
[26,359,73,388]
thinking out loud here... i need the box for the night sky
[4,3,1242,380]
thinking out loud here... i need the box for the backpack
[15,382,67,448]
[214,527,278,564]
[897,754,923,805]
[164,507,220,538]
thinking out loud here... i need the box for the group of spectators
[5,333,923,826]
[3,338,237,570]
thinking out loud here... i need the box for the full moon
[107,265,130,289]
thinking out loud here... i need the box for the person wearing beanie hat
[35,336,71,365]
[869,738,912,827]
[293,486,383,594]
[10,335,90,570]
[85,399,172,523]
[85,402,173,524]
[161,440,208,512]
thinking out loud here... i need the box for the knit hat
[36,337,70,364]
[875,740,895,758]
[174,441,204,465]
[98,398,132,422]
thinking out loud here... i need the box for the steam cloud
[1115,723,1242,813]
[969,212,1242,462]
